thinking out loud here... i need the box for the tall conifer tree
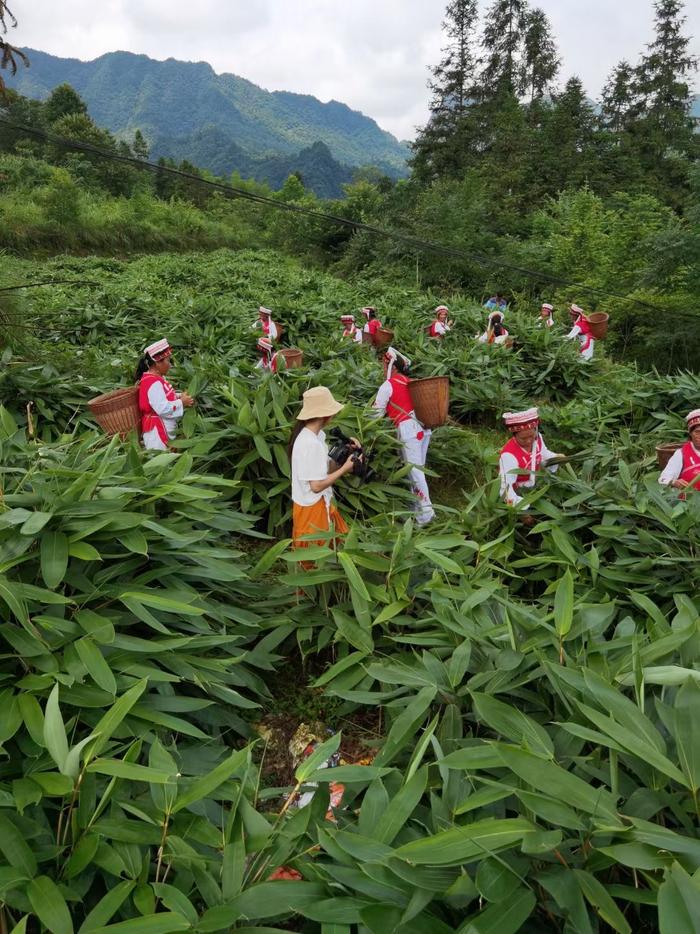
[520,7,560,101]
[411,0,479,180]
[480,0,528,96]
[636,0,697,151]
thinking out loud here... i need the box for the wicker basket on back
[279,348,304,369]
[361,331,374,346]
[88,386,140,439]
[586,312,609,340]
[409,377,450,429]
[656,442,683,470]
[373,327,394,348]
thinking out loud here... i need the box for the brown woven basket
[362,331,374,345]
[656,442,682,470]
[373,327,394,348]
[88,386,140,439]
[279,348,304,369]
[409,376,450,429]
[586,312,609,340]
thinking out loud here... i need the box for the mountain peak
[8,47,409,188]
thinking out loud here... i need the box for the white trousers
[580,338,595,361]
[398,418,435,524]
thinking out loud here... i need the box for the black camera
[328,429,375,483]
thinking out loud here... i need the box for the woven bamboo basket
[373,327,394,348]
[362,331,374,345]
[656,442,682,470]
[409,376,450,429]
[586,312,609,340]
[88,386,140,439]
[279,348,304,369]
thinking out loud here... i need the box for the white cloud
[9,0,700,140]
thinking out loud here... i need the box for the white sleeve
[499,452,524,508]
[269,321,279,340]
[659,448,683,485]
[373,380,393,415]
[540,436,560,474]
[435,322,447,335]
[566,325,582,339]
[147,382,183,420]
[353,329,363,343]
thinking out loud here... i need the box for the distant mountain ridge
[5,48,409,195]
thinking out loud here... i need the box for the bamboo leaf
[43,683,69,774]
[27,875,74,934]
[40,531,69,589]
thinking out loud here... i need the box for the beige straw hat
[297,386,344,420]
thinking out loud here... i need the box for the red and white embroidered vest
[429,320,442,337]
[365,318,382,335]
[679,442,700,488]
[139,373,177,445]
[386,374,415,427]
[500,436,543,488]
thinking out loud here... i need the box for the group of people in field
[133,295,699,556]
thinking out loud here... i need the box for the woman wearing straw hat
[659,409,700,492]
[499,407,561,513]
[289,387,358,557]
[429,305,453,338]
[135,339,195,451]
[373,347,435,525]
[340,314,363,344]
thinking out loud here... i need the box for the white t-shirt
[291,428,332,507]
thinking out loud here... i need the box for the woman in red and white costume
[361,306,382,338]
[499,408,561,509]
[340,314,363,344]
[136,339,194,451]
[256,336,279,372]
[429,305,453,338]
[253,306,280,341]
[658,409,700,492]
[478,310,510,345]
[566,304,595,360]
[373,347,435,525]
[539,303,555,327]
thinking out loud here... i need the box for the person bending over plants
[499,407,562,523]
[136,338,194,451]
[477,310,510,345]
[658,409,700,492]
[373,347,435,526]
[289,387,359,559]
[256,336,279,372]
[340,313,363,343]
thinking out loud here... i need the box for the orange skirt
[293,499,348,568]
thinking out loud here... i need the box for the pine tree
[132,129,149,161]
[600,60,639,133]
[636,0,697,152]
[536,77,599,193]
[411,0,480,181]
[43,83,88,125]
[520,7,559,101]
[480,0,528,96]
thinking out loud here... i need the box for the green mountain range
[6,48,409,196]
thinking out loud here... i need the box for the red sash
[500,436,543,488]
[386,374,414,427]
[139,373,177,445]
[679,442,700,488]
[366,319,382,335]
[342,327,357,338]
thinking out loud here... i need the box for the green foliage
[0,247,699,931]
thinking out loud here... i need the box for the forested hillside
[4,47,409,183]
[1,0,700,930]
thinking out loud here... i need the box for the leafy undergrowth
[0,248,699,932]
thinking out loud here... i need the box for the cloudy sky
[11,0,700,140]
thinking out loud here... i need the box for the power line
[0,278,99,293]
[0,115,670,313]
